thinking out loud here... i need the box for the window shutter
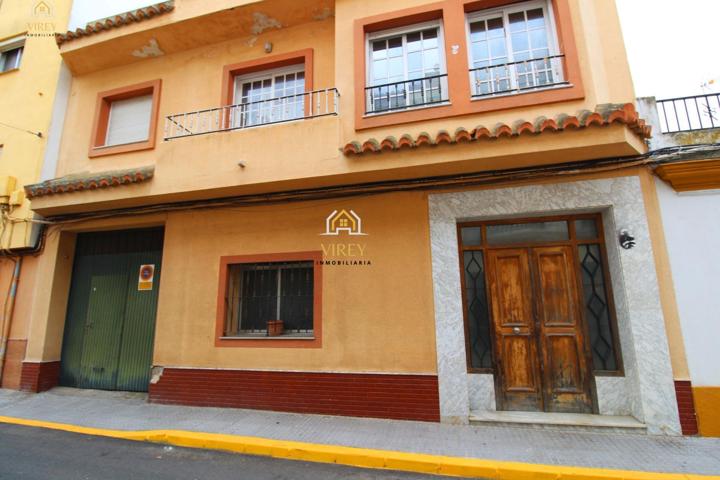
[105,94,153,146]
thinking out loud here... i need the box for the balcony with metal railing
[469,54,568,98]
[164,88,340,140]
[364,74,449,115]
[656,93,720,133]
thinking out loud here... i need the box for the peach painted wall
[33,0,644,216]
[152,190,438,373]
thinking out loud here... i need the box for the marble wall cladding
[428,176,681,435]
[596,376,631,415]
[468,374,496,411]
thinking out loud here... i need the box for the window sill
[220,334,315,340]
[0,68,19,77]
[88,139,155,158]
[363,100,451,118]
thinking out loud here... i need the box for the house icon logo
[32,1,53,17]
[321,209,367,236]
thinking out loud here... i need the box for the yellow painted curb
[0,415,717,480]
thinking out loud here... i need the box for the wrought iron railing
[365,73,449,114]
[657,93,720,133]
[164,88,339,140]
[469,54,567,98]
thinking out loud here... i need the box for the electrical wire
[0,121,42,138]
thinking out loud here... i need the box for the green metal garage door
[60,228,164,392]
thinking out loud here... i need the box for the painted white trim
[465,0,561,96]
[233,64,305,104]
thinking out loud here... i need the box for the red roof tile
[56,1,174,46]
[25,166,154,199]
[342,103,652,156]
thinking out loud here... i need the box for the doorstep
[469,410,647,433]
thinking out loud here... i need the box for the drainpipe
[0,256,21,384]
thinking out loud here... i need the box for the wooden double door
[486,245,594,413]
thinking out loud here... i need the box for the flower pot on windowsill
[267,320,284,337]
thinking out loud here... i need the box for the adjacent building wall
[654,178,720,436]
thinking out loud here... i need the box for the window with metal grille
[466,0,566,98]
[365,21,448,114]
[224,261,314,337]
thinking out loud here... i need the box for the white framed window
[365,21,448,114]
[0,36,25,73]
[466,0,564,97]
[105,94,153,146]
[231,65,306,128]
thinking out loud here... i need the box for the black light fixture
[619,229,635,249]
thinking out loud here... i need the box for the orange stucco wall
[153,190,438,373]
[33,0,645,216]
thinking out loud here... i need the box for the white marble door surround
[428,176,681,435]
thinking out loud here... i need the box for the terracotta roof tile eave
[55,1,175,46]
[342,103,651,156]
[25,166,155,200]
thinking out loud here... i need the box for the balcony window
[467,0,566,98]
[232,66,306,128]
[365,21,448,114]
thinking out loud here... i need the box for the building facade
[8,0,698,436]
[638,95,720,437]
[0,0,71,390]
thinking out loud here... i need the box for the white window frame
[465,0,564,98]
[231,64,306,128]
[365,20,449,114]
[0,35,25,72]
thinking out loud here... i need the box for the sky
[68,0,720,101]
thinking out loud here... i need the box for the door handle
[512,327,521,334]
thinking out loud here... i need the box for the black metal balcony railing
[365,73,449,115]
[469,54,567,98]
[164,88,339,140]
[657,93,720,133]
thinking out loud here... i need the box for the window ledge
[88,139,155,158]
[470,83,573,102]
[363,100,451,118]
[0,68,19,76]
[220,334,315,340]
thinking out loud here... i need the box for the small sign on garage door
[138,264,155,291]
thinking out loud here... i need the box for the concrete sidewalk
[0,387,718,477]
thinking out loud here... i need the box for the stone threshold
[469,410,647,433]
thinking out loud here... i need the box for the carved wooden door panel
[486,248,543,411]
[487,246,594,413]
[531,246,593,413]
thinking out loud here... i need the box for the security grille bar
[164,88,340,140]
[657,93,720,133]
[469,54,567,98]
[365,73,449,114]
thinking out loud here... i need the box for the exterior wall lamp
[619,229,636,249]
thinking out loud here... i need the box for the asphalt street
[0,423,464,480]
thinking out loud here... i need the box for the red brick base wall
[20,361,61,393]
[675,380,699,435]
[149,368,440,422]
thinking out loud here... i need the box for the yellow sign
[138,264,155,291]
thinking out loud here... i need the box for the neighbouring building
[637,94,720,437]
[0,0,71,390]
[9,0,705,437]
